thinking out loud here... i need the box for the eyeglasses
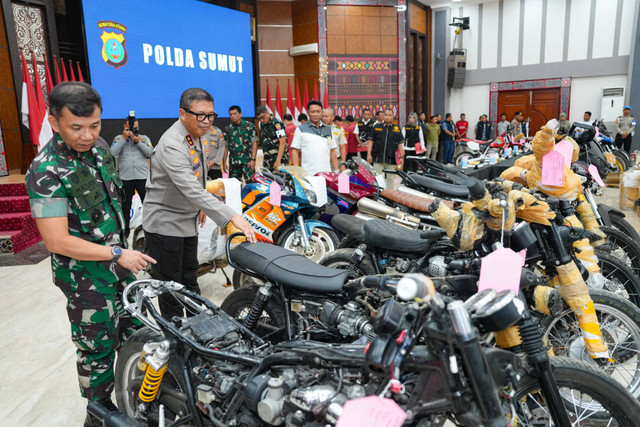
[183,108,218,122]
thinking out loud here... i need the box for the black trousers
[122,179,146,236]
[615,134,633,154]
[144,231,199,319]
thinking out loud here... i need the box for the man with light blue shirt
[110,114,153,237]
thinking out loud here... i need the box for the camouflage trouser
[57,275,141,401]
[229,163,252,181]
[262,151,289,170]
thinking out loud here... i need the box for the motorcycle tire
[513,356,640,426]
[600,225,640,275]
[220,285,288,340]
[540,289,640,400]
[231,269,264,289]
[614,151,630,172]
[319,248,377,278]
[607,212,640,243]
[597,252,640,307]
[278,226,340,263]
[453,151,475,166]
[115,328,192,424]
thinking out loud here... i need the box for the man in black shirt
[367,109,405,189]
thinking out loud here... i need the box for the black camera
[127,110,139,137]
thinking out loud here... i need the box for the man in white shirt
[323,107,347,161]
[578,111,594,126]
[291,100,339,176]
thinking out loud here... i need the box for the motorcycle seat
[231,242,349,293]
[408,173,469,198]
[331,214,365,240]
[362,219,432,253]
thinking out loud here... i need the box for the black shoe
[84,398,118,427]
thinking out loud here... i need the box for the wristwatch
[111,245,123,261]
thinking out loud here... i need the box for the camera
[127,110,139,137]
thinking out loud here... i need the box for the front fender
[597,203,625,227]
[302,219,333,236]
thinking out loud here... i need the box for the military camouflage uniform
[224,119,257,180]
[259,116,288,169]
[25,135,140,402]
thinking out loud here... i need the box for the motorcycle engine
[246,367,368,426]
[292,299,375,342]
[427,255,448,277]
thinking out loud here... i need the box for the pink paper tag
[269,182,281,205]
[414,142,424,154]
[477,248,524,295]
[541,151,565,187]
[520,138,525,145]
[517,249,527,265]
[594,126,600,138]
[588,164,605,187]
[338,172,350,194]
[554,140,574,168]
[222,172,229,179]
[336,396,407,427]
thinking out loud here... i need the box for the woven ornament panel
[328,55,399,119]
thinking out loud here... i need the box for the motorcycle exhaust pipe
[357,198,421,225]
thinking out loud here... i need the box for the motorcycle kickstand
[220,267,232,288]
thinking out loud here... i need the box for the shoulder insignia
[275,123,282,130]
[185,135,195,147]
[394,126,399,131]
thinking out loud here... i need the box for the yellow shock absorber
[495,326,522,349]
[138,341,171,403]
[139,365,168,403]
[555,261,611,360]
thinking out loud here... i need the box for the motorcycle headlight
[304,188,317,204]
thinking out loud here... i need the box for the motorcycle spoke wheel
[512,357,639,426]
[596,253,640,306]
[541,291,640,399]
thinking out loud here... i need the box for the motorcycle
[452,125,529,167]
[104,262,640,426]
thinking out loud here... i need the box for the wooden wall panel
[0,3,22,173]
[327,5,397,55]
[409,3,426,34]
[257,1,291,25]
[258,27,293,50]
[292,0,318,93]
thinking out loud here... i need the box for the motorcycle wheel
[600,226,640,275]
[220,285,288,340]
[279,226,339,263]
[320,248,377,278]
[614,151,630,172]
[231,269,264,289]
[115,328,191,424]
[541,289,640,400]
[607,213,640,243]
[453,151,475,166]
[512,356,639,426]
[597,252,640,307]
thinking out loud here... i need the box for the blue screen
[82,0,254,119]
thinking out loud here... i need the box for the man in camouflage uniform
[25,82,155,426]
[223,105,258,181]
[255,105,288,169]
[204,124,226,180]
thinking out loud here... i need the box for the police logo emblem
[97,21,128,69]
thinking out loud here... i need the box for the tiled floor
[0,186,638,425]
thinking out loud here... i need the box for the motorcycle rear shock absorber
[138,341,171,407]
[244,282,275,331]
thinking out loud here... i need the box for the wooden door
[498,89,560,136]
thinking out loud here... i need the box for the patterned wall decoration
[12,3,50,101]
[0,120,8,177]
[328,55,398,118]
[489,77,572,126]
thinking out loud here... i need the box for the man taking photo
[110,112,153,238]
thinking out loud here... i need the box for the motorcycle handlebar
[360,274,395,291]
